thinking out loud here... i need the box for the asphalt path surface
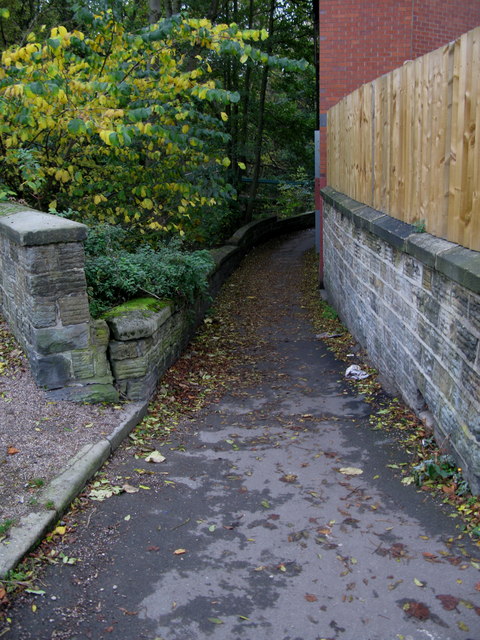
[5,230,480,640]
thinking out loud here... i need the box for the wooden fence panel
[327,25,480,251]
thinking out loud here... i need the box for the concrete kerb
[0,401,148,579]
[0,211,315,578]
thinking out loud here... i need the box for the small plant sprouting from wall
[413,219,426,233]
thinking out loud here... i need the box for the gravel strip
[0,321,135,527]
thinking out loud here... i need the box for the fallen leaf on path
[122,484,139,494]
[52,526,66,536]
[173,548,186,555]
[305,593,318,602]
[89,486,122,501]
[147,546,160,552]
[414,578,424,587]
[403,601,430,620]
[475,582,480,591]
[317,527,332,535]
[208,617,223,624]
[436,594,459,611]
[388,580,403,591]
[145,451,165,463]
[7,447,19,455]
[119,607,138,616]
[280,474,297,483]
[339,467,363,476]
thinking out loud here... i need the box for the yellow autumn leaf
[220,112,228,122]
[221,157,231,168]
[238,162,246,170]
[53,525,66,536]
[140,198,153,210]
[99,130,114,146]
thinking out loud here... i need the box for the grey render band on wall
[321,186,480,493]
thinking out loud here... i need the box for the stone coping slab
[104,299,173,341]
[321,187,480,294]
[0,207,87,246]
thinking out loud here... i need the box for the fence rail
[327,26,480,252]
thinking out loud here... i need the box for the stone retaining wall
[0,203,314,404]
[321,187,480,493]
[104,213,315,401]
[0,203,118,402]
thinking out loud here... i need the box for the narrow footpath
[6,230,480,640]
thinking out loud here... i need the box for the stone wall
[320,187,480,492]
[105,213,315,401]
[0,204,314,404]
[0,203,117,402]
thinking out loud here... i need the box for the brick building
[318,0,480,195]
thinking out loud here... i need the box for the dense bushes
[84,225,214,317]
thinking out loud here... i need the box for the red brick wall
[318,0,480,182]
[319,0,412,115]
[412,0,480,57]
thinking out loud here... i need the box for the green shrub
[84,225,214,317]
[276,168,314,219]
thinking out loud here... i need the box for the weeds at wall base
[302,249,480,541]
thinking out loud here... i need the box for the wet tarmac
[5,230,480,640]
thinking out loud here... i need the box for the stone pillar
[0,203,118,402]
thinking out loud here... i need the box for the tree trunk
[208,0,221,21]
[163,0,181,18]
[149,0,162,23]
[238,0,254,160]
[245,0,275,222]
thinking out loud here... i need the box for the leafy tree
[184,0,317,220]
[0,0,76,48]
[0,8,306,241]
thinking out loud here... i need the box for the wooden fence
[327,26,480,252]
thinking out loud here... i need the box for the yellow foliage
[0,10,266,236]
